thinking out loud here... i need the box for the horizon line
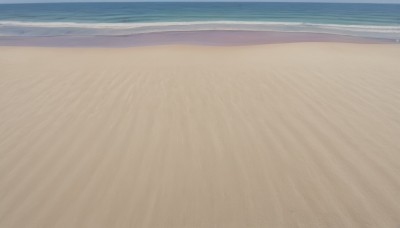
[1,1,400,4]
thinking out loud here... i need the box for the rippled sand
[1,43,400,228]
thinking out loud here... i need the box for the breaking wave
[1,20,399,40]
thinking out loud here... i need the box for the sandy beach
[1,43,400,228]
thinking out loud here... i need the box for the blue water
[0,3,399,39]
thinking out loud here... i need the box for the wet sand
[1,43,400,228]
[0,30,393,47]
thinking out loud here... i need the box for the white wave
[0,20,303,29]
[0,20,399,38]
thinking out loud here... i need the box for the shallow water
[0,3,399,39]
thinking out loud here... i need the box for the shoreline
[0,30,396,47]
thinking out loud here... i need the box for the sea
[0,2,399,40]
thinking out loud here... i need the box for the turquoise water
[0,3,399,39]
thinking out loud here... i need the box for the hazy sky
[1,0,400,3]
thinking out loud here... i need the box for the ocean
[0,2,399,40]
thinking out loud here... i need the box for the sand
[0,43,400,228]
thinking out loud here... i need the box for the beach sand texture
[1,43,400,228]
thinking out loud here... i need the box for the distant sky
[1,0,400,4]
